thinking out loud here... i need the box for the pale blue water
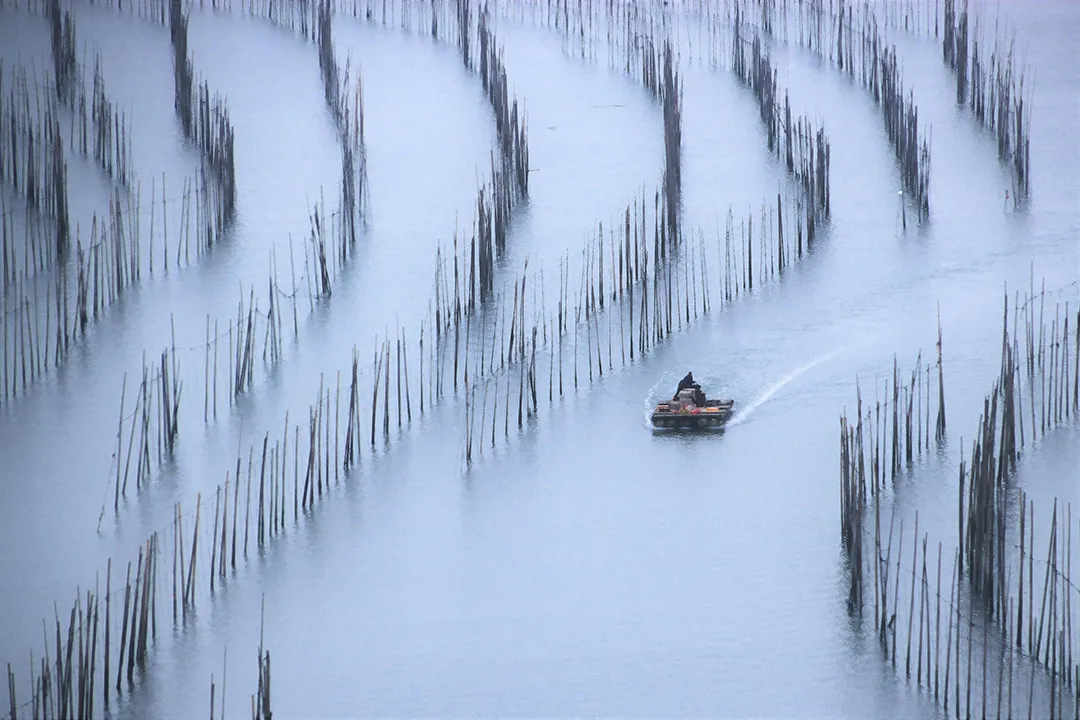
[0,0,1077,717]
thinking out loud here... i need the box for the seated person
[674,370,700,400]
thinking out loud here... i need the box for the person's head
[687,370,693,378]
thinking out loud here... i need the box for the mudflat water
[0,0,1077,717]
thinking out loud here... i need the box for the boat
[651,386,734,430]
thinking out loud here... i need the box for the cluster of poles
[338,0,534,298]
[731,7,831,228]
[451,183,820,460]
[839,313,948,502]
[226,0,374,287]
[1,189,140,405]
[941,0,1031,202]
[497,0,829,242]
[314,0,371,250]
[496,0,928,239]
[129,163,824,472]
[630,27,683,244]
[0,62,72,273]
[111,344,184,512]
[170,0,238,246]
[828,0,1036,204]
[840,281,1080,719]
[2,532,160,720]
[0,521,275,720]
[738,0,932,222]
[46,0,136,189]
[244,0,533,301]
[0,170,224,408]
[0,0,230,407]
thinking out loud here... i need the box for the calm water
[1,0,1078,717]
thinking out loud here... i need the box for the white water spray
[643,374,670,428]
[726,347,847,427]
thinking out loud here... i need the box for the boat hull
[651,399,734,430]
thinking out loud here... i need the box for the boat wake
[643,375,669,429]
[726,347,847,427]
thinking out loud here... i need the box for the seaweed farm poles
[958,285,1075,617]
[47,0,134,188]
[836,284,1080,718]
[730,12,831,231]
[170,0,237,246]
[0,178,160,406]
[0,61,72,271]
[109,346,182,510]
[837,502,1079,719]
[878,44,931,221]
[91,54,134,187]
[446,182,822,457]
[839,432,1078,719]
[660,38,683,244]
[477,2,530,205]
[941,0,1032,200]
[0,157,230,409]
[316,0,371,240]
[1,530,161,718]
[748,0,929,221]
[839,351,947,499]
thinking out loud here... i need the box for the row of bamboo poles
[961,284,1079,615]
[491,0,828,247]
[112,174,819,516]
[739,0,932,223]
[842,281,1078,570]
[2,533,159,720]
[0,537,278,720]
[623,18,684,245]
[1,0,221,406]
[315,0,371,253]
[731,8,830,229]
[554,0,829,245]
[839,321,948,501]
[0,62,72,275]
[0,173,220,407]
[110,345,184,512]
[840,282,1080,719]
[476,1,530,206]
[45,0,135,189]
[0,189,143,404]
[244,0,532,304]
[452,188,821,460]
[941,0,1031,202]
[118,166,822,453]
[259,0,533,301]
[170,0,238,244]
[199,0,374,300]
[468,0,690,257]
[46,0,135,192]
[840,495,1078,719]
[454,0,531,296]
[833,0,1034,203]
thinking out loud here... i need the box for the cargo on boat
[651,386,734,430]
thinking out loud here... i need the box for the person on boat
[674,370,699,400]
